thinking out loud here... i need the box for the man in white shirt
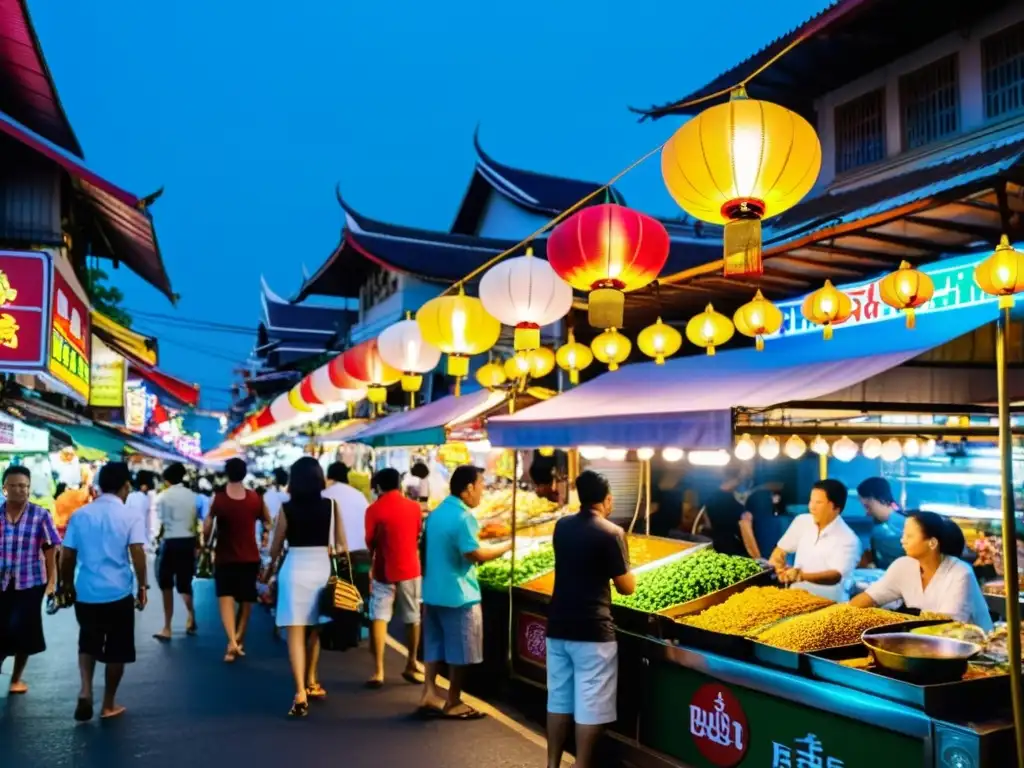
[322,462,369,552]
[125,471,155,550]
[769,479,861,603]
[60,462,147,722]
[153,463,198,640]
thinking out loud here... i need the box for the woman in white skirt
[265,456,344,717]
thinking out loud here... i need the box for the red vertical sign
[0,250,50,370]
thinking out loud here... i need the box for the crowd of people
[0,451,1001,767]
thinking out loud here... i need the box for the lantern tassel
[608,362,619,372]
[454,377,462,397]
[656,354,665,365]
[906,308,916,330]
[570,369,579,385]
[707,346,716,356]
[824,324,833,341]
[755,335,764,351]
[347,402,354,419]
[1000,295,1015,310]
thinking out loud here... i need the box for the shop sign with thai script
[0,251,51,372]
[516,611,548,668]
[89,336,125,408]
[124,380,153,433]
[49,268,91,401]
[0,412,49,453]
[773,251,995,339]
[689,684,748,766]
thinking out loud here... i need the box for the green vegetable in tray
[478,543,555,590]
[612,549,762,613]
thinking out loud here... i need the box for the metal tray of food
[657,566,776,620]
[807,643,1010,719]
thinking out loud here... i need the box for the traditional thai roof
[255,277,350,368]
[632,0,1012,120]
[0,2,173,299]
[451,129,626,234]
[0,0,80,154]
[294,192,722,304]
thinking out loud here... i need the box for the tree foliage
[85,267,132,326]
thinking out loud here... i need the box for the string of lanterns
[732,433,938,463]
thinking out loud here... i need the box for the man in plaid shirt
[0,465,60,694]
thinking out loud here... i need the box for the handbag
[319,499,363,617]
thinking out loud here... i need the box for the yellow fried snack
[681,587,833,636]
[756,604,906,652]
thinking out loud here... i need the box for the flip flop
[402,670,424,684]
[74,698,93,722]
[152,633,171,643]
[306,683,327,700]
[8,683,27,695]
[442,706,486,720]
[414,705,445,719]
[100,706,126,720]
[185,622,198,636]
[364,679,384,690]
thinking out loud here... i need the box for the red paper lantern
[343,339,400,406]
[547,203,670,329]
[253,407,275,430]
[327,353,370,389]
[298,375,322,406]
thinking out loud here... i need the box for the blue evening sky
[31,0,825,436]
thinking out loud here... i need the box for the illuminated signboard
[0,250,51,372]
[48,267,91,401]
[772,250,995,339]
[89,335,126,408]
[124,379,151,433]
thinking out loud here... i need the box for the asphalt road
[0,579,549,768]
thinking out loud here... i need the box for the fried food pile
[756,604,906,652]
[681,587,833,636]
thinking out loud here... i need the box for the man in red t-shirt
[364,467,423,688]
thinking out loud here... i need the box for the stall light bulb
[734,434,756,461]
[880,438,903,463]
[605,448,627,461]
[758,436,780,460]
[862,437,883,460]
[783,435,807,459]
[810,435,830,456]
[831,436,858,462]
[662,447,685,463]
[903,437,920,458]
[920,438,937,458]
[636,447,655,461]
[579,445,606,461]
[688,450,731,467]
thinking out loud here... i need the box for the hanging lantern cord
[416,32,815,297]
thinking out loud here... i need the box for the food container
[861,630,981,684]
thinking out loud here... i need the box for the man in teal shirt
[419,465,510,719]
[857,477,906,570]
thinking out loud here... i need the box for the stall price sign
[0,250,51,372]
[642,660,923,767]
[516,611,548,668]
[48,268,91,401]
[89,335,125,408]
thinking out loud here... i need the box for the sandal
[185,620,198,636]
[442,704,486,720]
[306,683,327,700]
[288,699,309,718]
[223,648,239,663]
[74,698,93,722]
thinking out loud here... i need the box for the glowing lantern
[758,436,780,460]
[975,235,1024,308]
[879,261,934,328]
[527,347,556,378]
[783,435,806,459]
[637,317,682,364]
[378,315,442,396]
[478,248,574,350]
[881,438,903,463]
[862,437,883,459]
[311,362,366,405]
[287,385,314,414]
[734,434,756,461]
[417,288,501,392]
[733,290,783,351]
[269,392,299,425]
[504,354,532,381]
[591,328,631,371]
[801,280,852,340]
[547,203,670,329]
[556,330,594,384]
[343,339,400,408]
[538,447,555,457]
[475,360,507,390]
[903,437,921,458]
[661,87,821,277]
[810,435,830,456]
[253,407,275,430]
[832,436,859,462]
[636,447,655,461]
[920,438,937,458]
[685,303,734,355]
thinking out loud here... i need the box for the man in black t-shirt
[545,471,636,768]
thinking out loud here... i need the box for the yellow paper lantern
[527,347,556,378]
[287,385,314,413]
[637,317,682,364]
[975,235,1024,308]
[878,261,934,328]
[417,287,501,380]
[556,330,594,384]
[591,328,631,371]
[504,354,532,380]
[801,280,853,340]
[661,87,821,277]
[475,360,507,389]
[733,289,783,351]
[685,303,734,356]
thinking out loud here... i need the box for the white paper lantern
[378,317,442,393]
[269,393,299,424]
[605,448,627,461]
[636,447,655,461]
[881,438,903,463]
[902,437,920,458]
[862,437,883,459]
[662,447,685,462]
[783,435,806,459]
[579,445,607,460]
[810,435,830,456]
[832,436,859,462]
[479,250,574,350]
[309,364,366,405]
[734,434,756,461]
[920,438,937,458]
[758,436,780,460]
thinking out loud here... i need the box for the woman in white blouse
[851,511,993,631]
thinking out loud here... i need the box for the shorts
[157,537,196,595]
[75,596,136,664]
[423,602,483,666]
[369,578,421,624]
[0,584,46,657]
[546,638,618,726]
[214,562,260,603]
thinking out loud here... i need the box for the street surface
[0,579,548,768]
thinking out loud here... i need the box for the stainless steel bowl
[861,632,981,684]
